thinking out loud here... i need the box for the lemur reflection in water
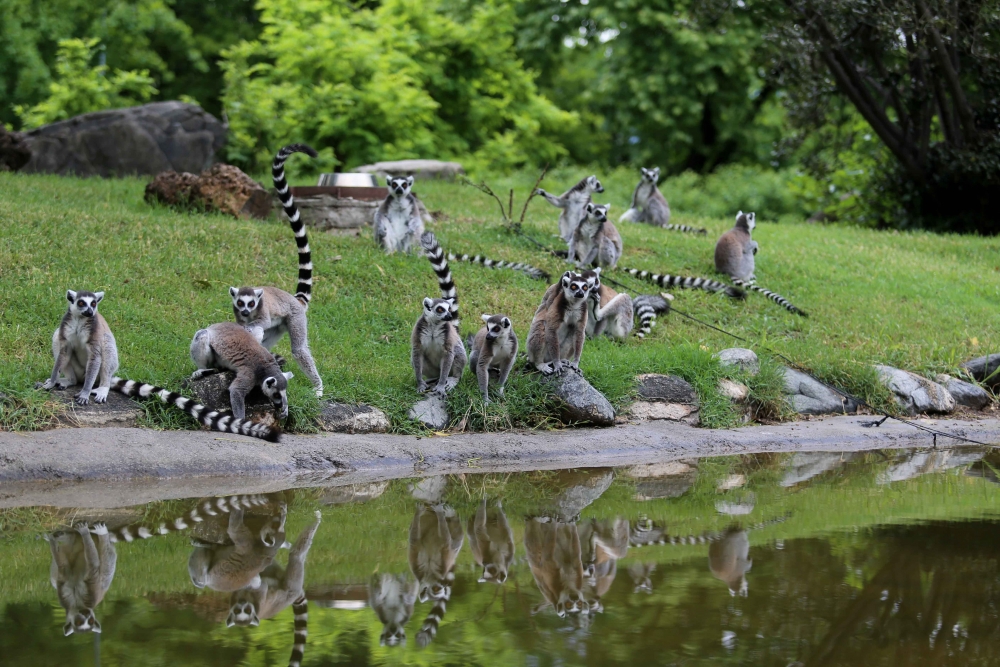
[45,522,117,636]
[467,498,515,585]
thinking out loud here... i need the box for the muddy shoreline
[1,416,998,508]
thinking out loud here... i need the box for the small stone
[935,375,991,410]
[717,379,749,403]
[317,402,390,433]
[960,354,1000,389]
[715,348,759,375]
[183,371,279,428]
[782,367,858,415]
[635,374,698,404]
[356,159,465,181]
[544,369,615,426]
[46,387,144,427]
[875,365,956,415]
[409,394,449,430]
[717,474,746,491]
[628,401,695,421]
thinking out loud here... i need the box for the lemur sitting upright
[536,175,604,243]
[568,203,622,270]
[375,176,426,254]
[619,167,706,234]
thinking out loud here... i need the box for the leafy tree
[220,0,580,173]
[14,38,157,129]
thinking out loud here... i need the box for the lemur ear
[593,266,602,276]
[736,210,744,221]
[423,297,434,310]
[67,290,77,302]
[91,619,102,634]
[229,286,239,299]
[604,203,611,211]
[386,175,393,186]
[254,288,264,300]
[481,314,491,323]
[652,167,660,178]
[94,291,104,303]
[586,203,595,213]
[226,612,236,628]
[406,175,414,187]
[501,317,511,328]
[283,371,294,380]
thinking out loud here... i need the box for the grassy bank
[1,168,997,433]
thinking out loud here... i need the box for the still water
[2,446,1000,666]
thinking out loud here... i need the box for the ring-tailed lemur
[99,494,276,542]
[467,498,515,584]
[715,211,808,316]
[526,271,592,375]
[188,504,288,593]
[411,298,466,397]
[420,231,458,320]
[374,176,425,253]
[189,321,294,421]
[619,167,707,234]
[582,268,673,340]
[370,573,418,646]
[620,267,746,299]
[579,518,629,610]
[409,503,464,647]
[445,251,549,281]
[469,315,518,405]
[628,514,788,548]
[525,518,595,617]
[45,522,117,635]
[111,378,279,442]
[38,290,119,406]
[230,144,323,397]
[536,175,605,243]
[628,562,656,594]
[569,203,623,270]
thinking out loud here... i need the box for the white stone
[715,348,759,375]
[628,402,694,421]
[782,367,857,415]
[718,379,749,402]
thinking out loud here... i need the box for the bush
[657,164,810,222]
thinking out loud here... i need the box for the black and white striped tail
[416,594,449,647]
[111,377,281,442]
[446,252,549,282]
[107,494,271,543]
[272,144,317,307]
[630,516,788,548]
[420,232,458,318]
[287,596,309,667]
[633,294,672,339]
[663,223,707,235]
[732,280,807,317]
[620,267,746,299]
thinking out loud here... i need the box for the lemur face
[226,600,260,627]
[736,210,756,232]
[481,314,512,340]
[560,271,592,302]
[481,562,508,584]
[580,268,602,298]
[66,290,103,318]
[262,372,293,419]
[387,175,415,198]
[641,167,660,183]
[586,175,604,194]
[381,624,407,647]
[419,582,449,602]
[585,203,609,223]
[64,608,100,635]
[423,297,455,322]
[230,287,264,319]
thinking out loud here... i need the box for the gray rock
[409,394,449,430]
[935,375,992,410]
[182,371,279,428]
[22,101,226,177]
[717,379,749,403]
[960,354,1000,389]
[636,374,698,404]
[545,369,615,426]
[715,348,759,375]
[317,402,390,433]
[782,367,858,415]
[875,365,956,415]
[628,401,696,422]
[0,125,31,172]
[878,449,984,485]
[46,387,144,427]
[356,159,465,181]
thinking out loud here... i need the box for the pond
[2,446,999,666]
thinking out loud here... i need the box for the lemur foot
[417,381,430,394]
[91,522,109,536]
[314,387,324,398]
[190,368,218,380]
[39,379,55,390]
[92,387,110,403]
[74,392,90,406]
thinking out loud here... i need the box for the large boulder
[317,402,390,433]
[545,369,615,426]
[935,374,992,410]
[961,354,1000,390]
[182,371,280,429]
[145,164,271,219]
[875,365,955,415]
[21,101,226,177]
[629,373,699,424]
[0,125,31,172]
[356,159,465,181]
[782,367,858,415]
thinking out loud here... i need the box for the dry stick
[516,164,550,230]
[459,177,510,224]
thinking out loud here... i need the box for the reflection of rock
[357,159,465,181]
[307,584,370,610]
[408,394,449,430]
[320,482,388,505]
[781,452,853,487]
[531,469,615,521]
[878,449,985,485]
[183,371,278,428]
[715,348,759,375]
[626,461,697,500]
[961,354,1000,390]
[935,375,991,410]
[46,387,144,427]
[717,474,746,491]
[715,500,755,516]
[875,365,955,415]
[145,164,271,219]
[317,402,390,433]
[409,476,448,504]
[782,367,858,415]
[545,370,615,426]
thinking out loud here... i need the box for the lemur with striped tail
[619,167,706,234]
[536,175,605,242]
[581,268,672,340]
[445,251,549,281]
[469,315,518,405]
[526,271,592,374]
[45,522,117,636]
[375,176,425,254]
[413,232,466,395]
[103,493,276,543]
[231,143,323,397]
[715,211,808,316]
[569,203,623,270]
[619,267,746,299]
[187,503,289,593]
[409,503,464,647]
[111,377,280,442]
[370,573,418,647]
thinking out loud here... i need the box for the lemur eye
[78,300,86,307]
[247,301,255,308]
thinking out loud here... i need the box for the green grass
[0,167,997,433]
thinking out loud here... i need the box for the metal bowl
[316,172,379,187]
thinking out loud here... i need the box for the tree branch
[916,0,978,143]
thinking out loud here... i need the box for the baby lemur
[527,270,592,374]
[469,314,517,404]
[569,203,623,270]
[536,175,605,243]
[231,143,323,397]
[39,290,119,405]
